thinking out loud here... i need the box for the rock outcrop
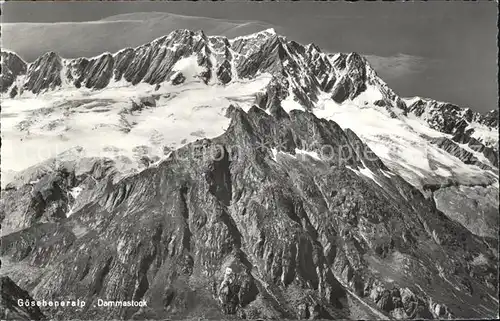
[429,137,494,171]
[0,276,47,320]
[407,98,499,167]
[0,51,27,97]
[23,52,63,94]
[1,29,405,114]
[1,104,497,320]
[1,29,498,320]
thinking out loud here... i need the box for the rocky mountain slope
[0,276,47,320]
[1,29,498,320]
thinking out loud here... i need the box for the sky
[1,1,498,113]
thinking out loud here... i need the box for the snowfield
[0,73,272,187]
[2,73,496,190]
[312,86,497,189]
[467,122,498,148]
[1,39,497,193]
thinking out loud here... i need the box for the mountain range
[0,28,498,320]
[0,12,278,63]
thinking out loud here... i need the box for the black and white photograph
[0,0,498,320]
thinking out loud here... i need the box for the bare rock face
[451,132,498,169]
[429,137,494,171]
[1,29,498,320]
[328,53,367,103]
[482,145,499,168]
[433,185,499,239]
[306,43,336,92]
[0,157,120,236]
[67,53,115,89]
[0,51,27,93]
[331,78,353,103]
[217,266,258,316]
[216,60,233,85]
[0,276,47,320]
[407,98,499,168]
[475,109,499,129]
[1,104,498,320]
[407,100,471,135]
[23,52,63,94]
[2,28,407,117]
[171,72,186,85]
[231,30,281,77]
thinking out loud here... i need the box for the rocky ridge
[2,29,497,164]
[1,104,498,320]
[0,276,47,320]
[406,98,499,168]
[1,29,499,320]
[2,29,405,113]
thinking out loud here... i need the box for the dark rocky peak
[285,40,307,57]
[224,103,385,173]
[2,103,497,319]
[474,109,499,129]
[327,52,368,81]
[345,52,367,72]
[207,36,234,84]
[306,43,322,55]
[407,97,498,134]
[1,276,47,320]
[2,29,409,119]
[23,51,63,94]
[217,32,324,109]
[230,29,283,79]
[331,53,348,70]
[108,29,213,86]
[334,52,407,114]
[0,50,27,68]
[67,52,115,89]
[305,43,332,68]
[304,45,336,93]
[278,42,327,109]
[329,53,368,104]
[0,50,27,94]
[328,51,405,111]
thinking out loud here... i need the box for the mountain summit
[1,29,498,320]
[2,29,402,108]
[2,29,497,183]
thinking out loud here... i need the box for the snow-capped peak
[1,27,498,204]
[263,27,276,35]
[2,28,496,143]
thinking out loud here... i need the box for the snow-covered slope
[313,91,497,190]
[2,28,498,196]
[1,71,271,186]
[1,28,499,320]
[403,96,498,147]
